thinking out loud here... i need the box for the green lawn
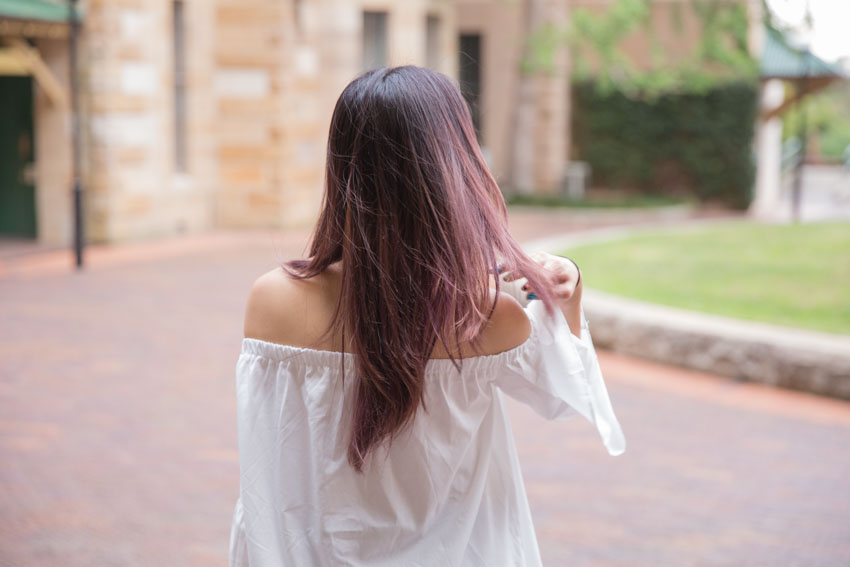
[563,221,850,335]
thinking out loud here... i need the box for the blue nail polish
[496,265,504,273]
[527,292,537,300]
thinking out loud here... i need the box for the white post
[749,79,786,220]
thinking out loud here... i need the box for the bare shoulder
[460,291,531,357]
[432,290,531,359]
[243,267,302,342]
[243,264,340,349]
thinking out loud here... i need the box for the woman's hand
[525,252,582,306]
[501,251,583,337]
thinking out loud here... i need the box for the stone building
[0,0,763,247]
[455,0,573,196]
[0,0,456,246]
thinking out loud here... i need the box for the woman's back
[230,266,624,567]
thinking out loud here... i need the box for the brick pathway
[1,212,848,566]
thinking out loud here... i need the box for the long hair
[286,66,555,471]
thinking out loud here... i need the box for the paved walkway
[1,211,848,566]
[773,164,850,222]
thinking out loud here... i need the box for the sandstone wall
[30,0,458,245]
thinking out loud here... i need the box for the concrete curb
[523,222,850,400]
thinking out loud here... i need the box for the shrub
[572,80,758,209]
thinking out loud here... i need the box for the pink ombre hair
[286,66,554,471]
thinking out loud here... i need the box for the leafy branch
[523,0,758,98]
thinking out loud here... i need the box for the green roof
[761,25,845,79]
[0,0,81,23]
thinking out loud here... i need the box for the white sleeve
[229,497,249,567]
[495,300,626,456]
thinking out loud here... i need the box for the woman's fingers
[498,254,580,301]
[552,282,576,301]
[541,255,580,299]
[551,270,570,285]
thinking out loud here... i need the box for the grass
[563,221,850,335]
[506,193,690,209]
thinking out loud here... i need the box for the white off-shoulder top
[229,301,626,567]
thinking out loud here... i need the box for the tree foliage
[522,0,758,98]
[783,83,850,160]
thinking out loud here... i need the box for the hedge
[572,81,759,209]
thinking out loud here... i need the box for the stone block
[583,289,850,401]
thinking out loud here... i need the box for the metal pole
[791,0,813,224]
[69,0,84,267]
[791,59,810,224]
[791,82,807,223]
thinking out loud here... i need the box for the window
[459,33,482,138]
[173,0,187,173]
[425,15,441,69]
[362,11,388,71]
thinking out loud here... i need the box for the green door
[0,76,37,238]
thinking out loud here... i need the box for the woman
[229,66,625,566]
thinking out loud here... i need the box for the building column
[750,79,785,220]
[510,0,569,195]
[33,38,72,246]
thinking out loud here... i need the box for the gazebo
[750,24,847,220]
